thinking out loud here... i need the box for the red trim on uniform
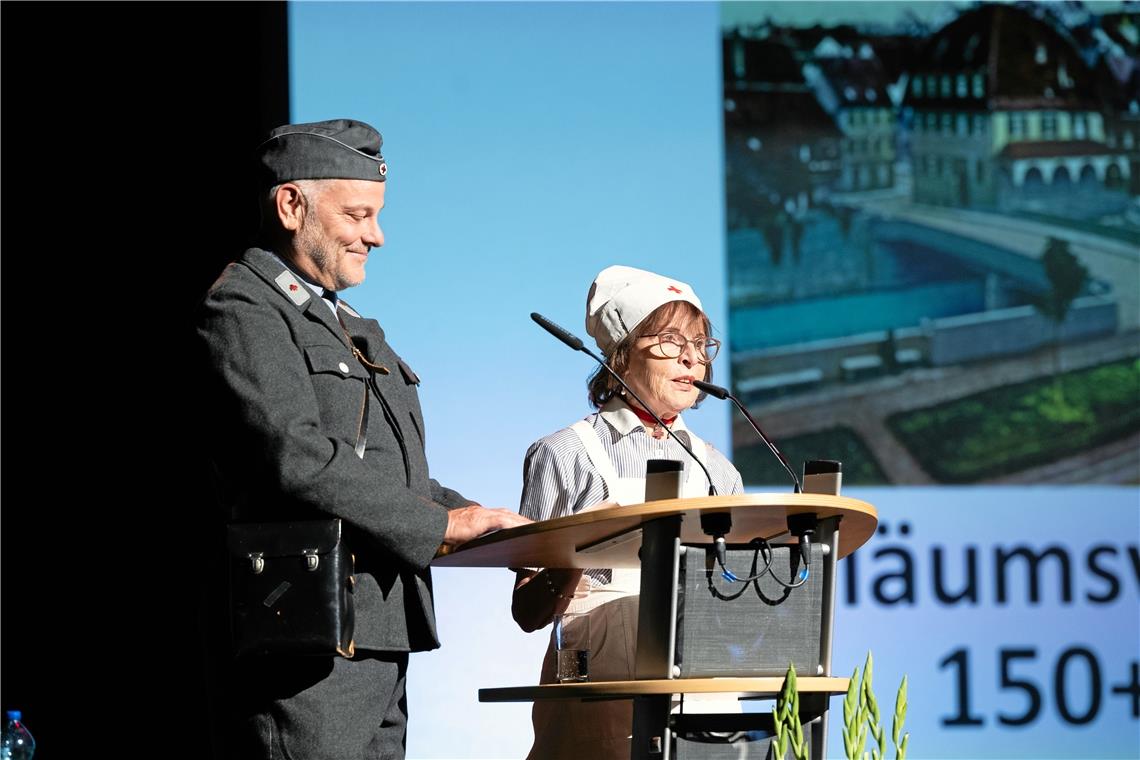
[625,400,676,428]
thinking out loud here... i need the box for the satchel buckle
[304,549,320,571]
[249,552,265,574]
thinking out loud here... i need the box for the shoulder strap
[570,420,621,489]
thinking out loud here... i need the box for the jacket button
[339,362,350,373]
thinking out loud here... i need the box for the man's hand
[442,505,531,550]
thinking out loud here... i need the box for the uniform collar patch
[274,269,311,306]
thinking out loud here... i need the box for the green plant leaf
[893,675,909,748]
[844,667,860,725]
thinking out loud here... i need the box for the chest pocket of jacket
[303,343,370,381]
[303,343,370,437]
[397,359,426,446]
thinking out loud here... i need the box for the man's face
[292,179,386,291]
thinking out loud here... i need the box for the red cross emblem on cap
[667,285,682,294]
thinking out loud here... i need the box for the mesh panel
[674,731,812,759]
[676,544,824,677]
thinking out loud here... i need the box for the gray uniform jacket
[197,247,472,652]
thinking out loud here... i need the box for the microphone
[530,312,717,496]
[530,312,583,351]
[691,379,801,493]
[694,378,813,585]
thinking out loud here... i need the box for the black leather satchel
[227,519,355,658]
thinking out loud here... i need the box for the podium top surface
[434,493,876,568]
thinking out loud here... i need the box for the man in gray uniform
[196,118,529,759]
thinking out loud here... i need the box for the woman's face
[624,311,708,418]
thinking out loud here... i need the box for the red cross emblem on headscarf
[667,285,682,293]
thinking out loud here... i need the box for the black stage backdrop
[1,3,288,757]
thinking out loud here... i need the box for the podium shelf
[479,676,851,702]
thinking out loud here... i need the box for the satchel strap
[353,382,369,459]
[333,306,388,459]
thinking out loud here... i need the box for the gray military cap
[257,118,387,187]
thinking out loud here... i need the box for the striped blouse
[519,398,744,521]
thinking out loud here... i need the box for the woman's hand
[511,567,586,632]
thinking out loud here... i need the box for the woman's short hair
[587,300,714,409]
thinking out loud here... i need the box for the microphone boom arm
[531,312,718,496]
[693,379,801,493]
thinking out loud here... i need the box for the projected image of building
[723,2,1140,487]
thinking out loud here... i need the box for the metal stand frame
[630,513,842,760]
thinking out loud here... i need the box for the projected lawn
[735,426,889,486]
[888,357,1140,482]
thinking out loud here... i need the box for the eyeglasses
[643,331,721,363]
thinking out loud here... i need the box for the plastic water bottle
[1,710,35,760]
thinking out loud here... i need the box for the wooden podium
[434,494,877,759]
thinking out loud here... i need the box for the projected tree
[1031,237,1089,379]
